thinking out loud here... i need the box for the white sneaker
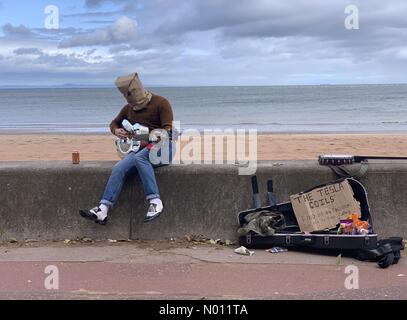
[144,200,164,222]
[79,206,108,225]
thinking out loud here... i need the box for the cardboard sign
[290,180,361,232]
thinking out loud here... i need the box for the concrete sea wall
[0,161,406,241]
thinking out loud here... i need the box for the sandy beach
[0,133,406,161]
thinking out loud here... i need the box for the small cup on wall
[72,151,80,164]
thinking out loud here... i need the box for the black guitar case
[237,177,404,268]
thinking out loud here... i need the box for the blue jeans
[100,141,174,208]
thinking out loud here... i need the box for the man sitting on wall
[79,73,175,225]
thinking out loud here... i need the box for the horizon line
[1,82,407,89]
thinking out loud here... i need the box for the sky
[0,0,407,87]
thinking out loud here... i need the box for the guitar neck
[354,155,407,162]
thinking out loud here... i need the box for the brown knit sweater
[109,94,174,134]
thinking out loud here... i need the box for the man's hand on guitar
[115,128,128,139]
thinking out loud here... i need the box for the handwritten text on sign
[290,181,361,232]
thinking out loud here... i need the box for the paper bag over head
[115,72,152,110]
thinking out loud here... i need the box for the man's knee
[111,162,124,176]
[133,150,150,165]
[112,157,133,176]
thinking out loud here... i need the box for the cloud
[85,0,105,6]
[155,1,407,48]
[84,48,97,56]
[84,0,139,12]
[1,22,85,43]
[61,10,122,18]
[59,16,138,47]
[2,0,407,86]
[82,20,115,25]
[2,48,102,72]
[2,23,33,37]
[156,0,340,36]
[396,48,407,60]
[13,48,43,55]
[108,44,132,53]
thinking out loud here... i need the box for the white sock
[150,198,163,210]
[96,204,109,220]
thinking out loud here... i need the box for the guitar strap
[328,160,369,180]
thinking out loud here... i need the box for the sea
[0,84,406,133]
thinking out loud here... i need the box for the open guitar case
[237,176,404,268]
